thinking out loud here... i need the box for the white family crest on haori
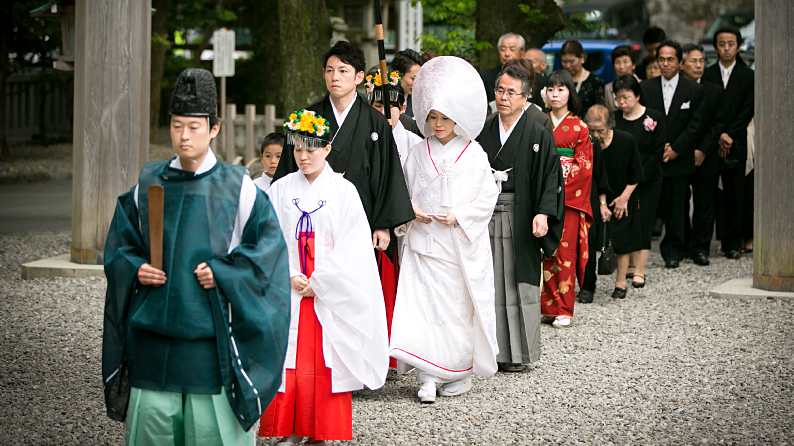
[389,56,500,382]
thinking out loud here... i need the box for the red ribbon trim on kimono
[390,348,474,373]
[427,139,472,175]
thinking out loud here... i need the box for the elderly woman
[559,40,605,119]
[605,45,638,112]
[541,70,593,328]
[613,74,665,288]
[585,105,645,298]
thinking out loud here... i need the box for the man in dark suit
[681,43,723,266]
[481,33,546,112]
[701,26,754,260]
[640,40,705,268]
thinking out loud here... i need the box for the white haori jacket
[391,135,500,379]
[266,163,389,393]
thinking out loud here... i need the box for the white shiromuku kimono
[393,119,423,167]
[389,134,500,381]
[266,163,389,393]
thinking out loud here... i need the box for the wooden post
[245,104,256,165]
[225,104,236,163]
[753,0,794,292]
[71,0,151,264]
[219,76,226,158]
[264,104,277,135]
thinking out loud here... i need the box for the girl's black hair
[545,70,582,117]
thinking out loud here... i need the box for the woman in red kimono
[542,70,593,328]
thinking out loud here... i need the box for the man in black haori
[477,64,565,372]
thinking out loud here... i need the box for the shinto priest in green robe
[102,68,291,439]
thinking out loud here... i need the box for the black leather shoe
[664,260,680,268]
[578,290,594,303]
[726,249,741,259]
[611,287,627,299]
[693,253,710,266]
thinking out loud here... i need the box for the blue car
[541,40,641,84]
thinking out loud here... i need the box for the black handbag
[597,225,618,275]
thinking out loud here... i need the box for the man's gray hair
[585,104,615,129]
[495,65,533,99]
[497,33,526,52]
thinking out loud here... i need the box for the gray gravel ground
[1,233,792,445]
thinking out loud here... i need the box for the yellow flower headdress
[283,109,331,148]
[366,70,404,104]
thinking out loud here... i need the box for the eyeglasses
[495,88,525,99]
[657,57,678,64]
[498,46,520,53]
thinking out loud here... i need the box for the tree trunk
[250,0,284,117]
[475,0,565,71]
[150,0,169,144]
[0,2,12,158]
[278,0,330,113]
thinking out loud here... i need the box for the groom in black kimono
[477,65,564,372]
[274,41,414,252]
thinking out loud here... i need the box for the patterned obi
[557,147,575,179]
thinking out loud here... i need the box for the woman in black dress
[613,74,665,288]
[585,105,645,298]
[560,40,605,119]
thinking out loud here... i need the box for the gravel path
[1,233,791,445]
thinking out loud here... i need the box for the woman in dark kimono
[560,40,606,119]
[585,105,645,298]
[613,74,665,289]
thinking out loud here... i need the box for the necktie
[722,68,729,88]
[664,83,673,115]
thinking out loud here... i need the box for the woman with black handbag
[584,105,645,298]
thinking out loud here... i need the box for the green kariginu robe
[102,150,290,431]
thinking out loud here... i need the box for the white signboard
[213,29,235,77]
[398,0,423,51]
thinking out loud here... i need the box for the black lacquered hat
[170,68,217,118]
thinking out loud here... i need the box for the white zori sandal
[418,381,437,403]
[552,316,572,328]
[438,377,472,397]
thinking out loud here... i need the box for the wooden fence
[212,104,283,170]
[4,72,71,139]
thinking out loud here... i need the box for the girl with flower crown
[388,56,499,404]
[258,110,389,445]
[613,74,666,290]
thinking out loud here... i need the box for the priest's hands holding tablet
[372,229,391,251]
[291,275,315,297]
[138,263,166,286]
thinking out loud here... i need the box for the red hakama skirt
[377,246,398,368]
[541,207,590,317]
[258,231,353,441]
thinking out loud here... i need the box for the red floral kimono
[542,113,593,317]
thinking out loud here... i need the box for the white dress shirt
[662,72,679,115]
[720,60,736,88]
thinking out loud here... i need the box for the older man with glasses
[476,64,565,372]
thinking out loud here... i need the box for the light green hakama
[125,387,253,446]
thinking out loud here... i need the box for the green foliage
[414,0,491,63]
[518,4,552,25]
[6,1,63,74]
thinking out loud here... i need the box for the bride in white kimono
[389,56,500,403]
[260,110,389,444]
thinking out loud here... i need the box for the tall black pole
[374,0,393,124]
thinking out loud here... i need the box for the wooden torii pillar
[754,1,794,292]
[71,0,151,264]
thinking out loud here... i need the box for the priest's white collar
[331,93,357,128]
[498,109,525,146]
[170,147,216,174]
